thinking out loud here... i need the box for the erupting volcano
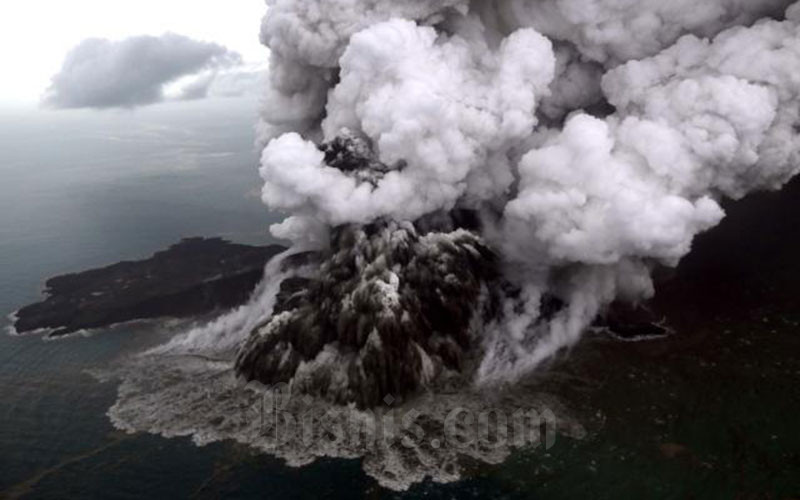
[230,0,800,405]
[102,0,800,490]
[235,136,500,407]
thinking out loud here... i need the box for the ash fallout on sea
[230,0,800,407]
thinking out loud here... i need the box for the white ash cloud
[260,19,555,224]
[494,0,791,64]
[44,33,242,109]
[255,0,467,141]
[257,0,800,382]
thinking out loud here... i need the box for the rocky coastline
[12,237,286,337]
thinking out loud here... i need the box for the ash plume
[241,0,800,395]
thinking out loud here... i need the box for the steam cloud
[253,0,800,384]
[44,33,245,108]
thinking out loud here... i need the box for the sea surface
[0,100,531,499]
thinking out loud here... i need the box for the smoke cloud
[44,33,243,109]
[254,0,800,384]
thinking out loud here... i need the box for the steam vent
[235,136,498,407]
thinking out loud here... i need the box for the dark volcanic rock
[594,302,670,341]
[319,132,395,186]
[13,237,286,337]
[235,218,498,408]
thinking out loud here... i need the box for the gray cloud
[176,66,265,101]
[43,33,242,109]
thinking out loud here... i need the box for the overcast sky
[0,0,267,105]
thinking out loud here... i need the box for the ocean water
[0,100,530,499]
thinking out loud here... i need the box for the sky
[0,0,268,105]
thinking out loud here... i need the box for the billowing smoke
[238,0,800,402]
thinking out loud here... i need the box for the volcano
[236,137,499,407]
